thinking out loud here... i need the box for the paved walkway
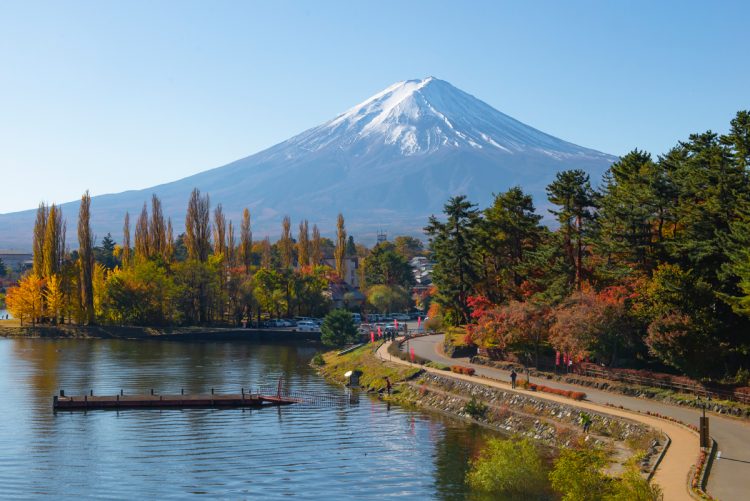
[379,335,750,501]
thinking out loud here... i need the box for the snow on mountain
[0,77,617,248]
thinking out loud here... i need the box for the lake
[0,338,495,500]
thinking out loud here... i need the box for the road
[405,334,750,501]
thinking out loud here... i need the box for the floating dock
[53,390,299,411]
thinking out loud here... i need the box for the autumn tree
[32,203,48,276]
[297,219,310,267]
[239,208,252,273]
[77,191,95,325]
[334,213,347,279]
[134,203,150,263]
[149,194,166,259]
[311,224,322,265]
[42,204,65,278]
[279,216,293,269]
[122,212,132,268]
[185,188,211,262]
[213,204,227,258]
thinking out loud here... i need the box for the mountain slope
[0,77,616,248]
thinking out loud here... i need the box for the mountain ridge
[0,77,617,249]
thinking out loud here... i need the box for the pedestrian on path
[510,369,517,389]
[580,412,592,433]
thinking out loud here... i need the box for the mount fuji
[0,77,616,248]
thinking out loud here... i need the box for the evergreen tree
[596,150,660,273]
[425,195,480,324]
[346,235,356,256]
[0,258,6,277]
[477,187,542,302]
[546,170,597,290]
[97,233,117,270]
[364,242,415,288]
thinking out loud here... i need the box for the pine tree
[546,170,597,290]
[425,196,480,324]
[311,224,322,265]
[77,191,95,325]
[477,187,542,302]
[335,213,347,280]
[185,188,211,262]
[297,220,310,268]
[239,208,252,274]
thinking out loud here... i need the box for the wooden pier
[53,390,300,411]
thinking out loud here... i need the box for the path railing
[576,365,750,405]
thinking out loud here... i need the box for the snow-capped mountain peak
[285,76,609,159]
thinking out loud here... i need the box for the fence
[576,365,750,405]
[253,385,355,407]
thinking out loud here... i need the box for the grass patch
[318,344,421,392]
[444,326,469,347]
[425,361,450,371]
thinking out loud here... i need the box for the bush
[528,383,586,401]
[463,396,488,418]
[321,309,358,347]
[549,448,609,501]
[451,365,476,376]
[466,437,550,497]
[311,352,325,366]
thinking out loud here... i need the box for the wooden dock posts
[53,388,300,411]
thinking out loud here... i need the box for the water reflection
[0,338,501,499]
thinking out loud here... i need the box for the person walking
[580,412,592,433]
[510,369,517,389]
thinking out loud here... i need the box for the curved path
[402,334,750,501]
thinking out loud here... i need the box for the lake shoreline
[0,323,322,343]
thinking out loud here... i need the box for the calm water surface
[0,338,494,499]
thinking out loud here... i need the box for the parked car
[393,313,410,321]
[295,321,320,332]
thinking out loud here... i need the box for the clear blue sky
[0,0,747,213]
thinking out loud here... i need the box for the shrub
[526,383,587,401]
[451,365,476,376]
[549,448,609,501]
[311,352,325,366]
[464,396,488,419]
[466,437,550,497]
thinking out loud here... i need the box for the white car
[295,321,320,332]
